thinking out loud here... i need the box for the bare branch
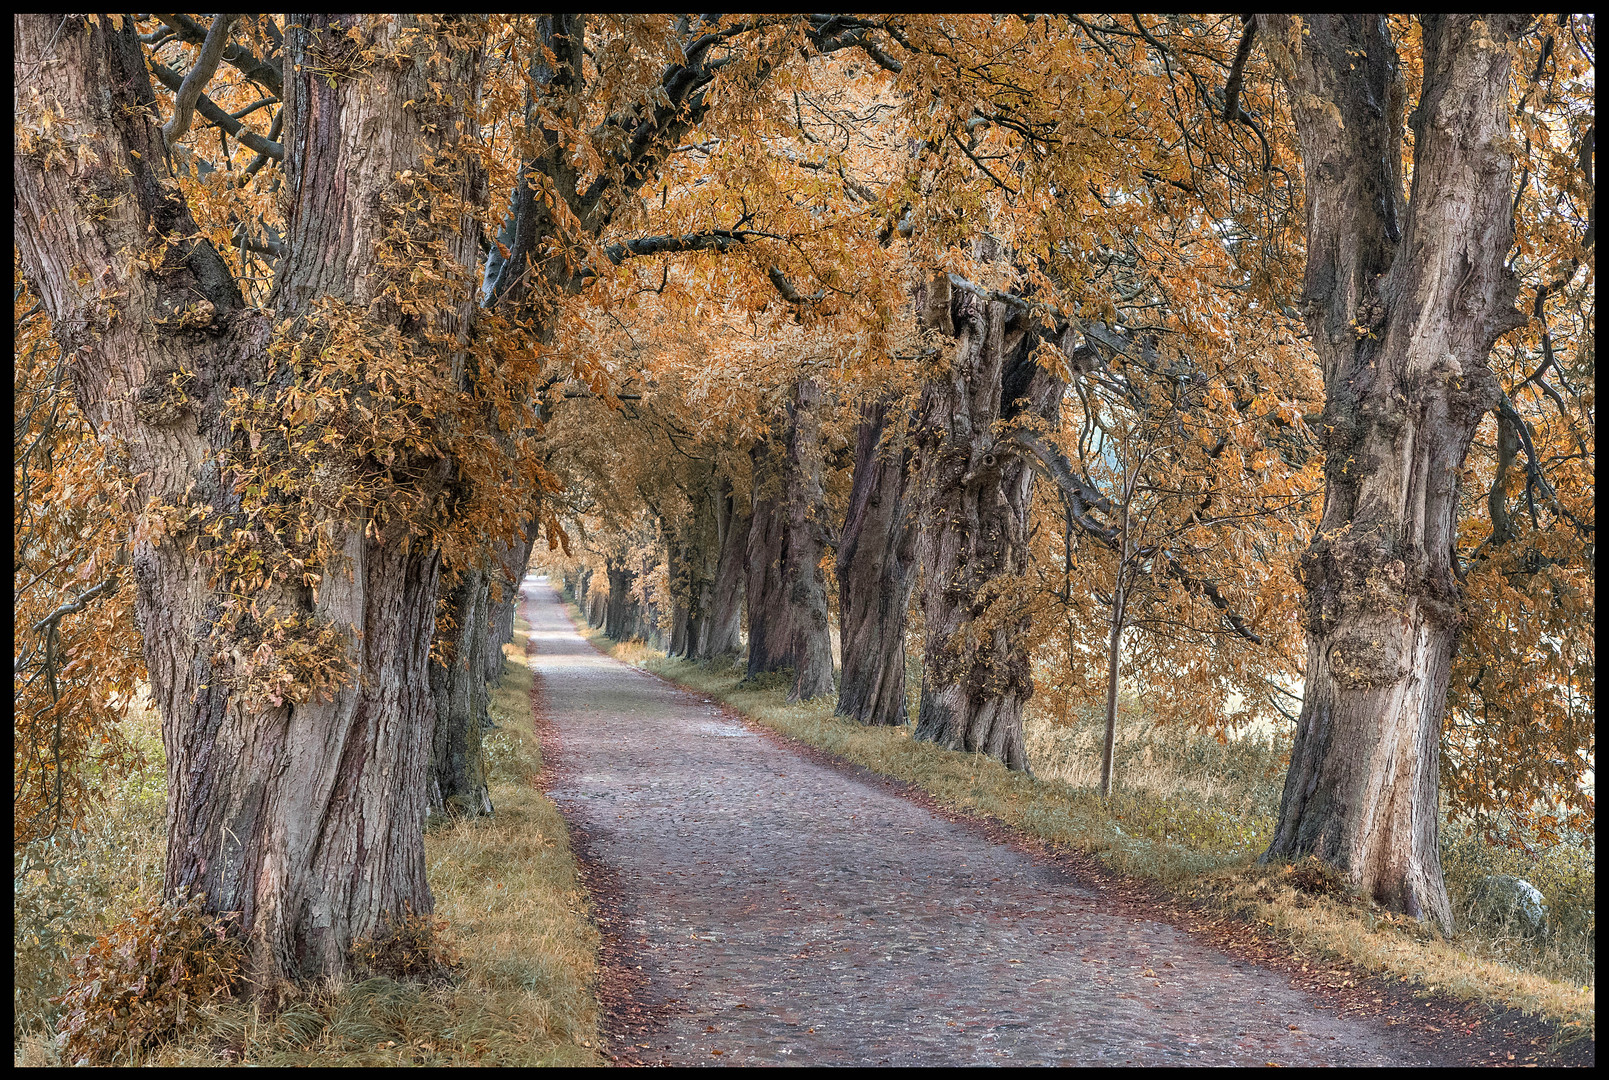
[163,12,236,150]
[150,57,284,160]
[153,12,283,97]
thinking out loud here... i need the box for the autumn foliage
[53,893,243,1066]
[10,11,1594,1005]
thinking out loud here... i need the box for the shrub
[14,837,109,1040]
[54,892,243,1065]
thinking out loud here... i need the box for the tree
[908,276,1065,769]
[1254,13,1539,931]
[15,13,500,982]
[835,395,919,726]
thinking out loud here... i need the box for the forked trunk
[785,380,835,702]
[1257,14,1530,932]
[911,277,1064,770]
[13,15,485,983]
[836,399,917,725]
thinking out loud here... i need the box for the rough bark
[745,437,794,677]
[666,484,719,658]
[429,570,494,819]
[12,15,483,982]
[485,524,539,680]
[635,549,666,648]
[428,522,537,822]
[910,277,1065,770]
[682,483,720,658]
[1257,14,1531,932]
[702,478,748,659]
[835,398,917,725]
[784,380,835,702]
[667,533,693,656]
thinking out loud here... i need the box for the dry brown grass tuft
[567,599,1593,1036]
[14,613,604,1067]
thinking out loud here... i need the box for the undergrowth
[14,613,603,1067]
[570,601,1594,1037]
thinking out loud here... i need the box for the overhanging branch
[1009,428,1264,644]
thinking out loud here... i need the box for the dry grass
[14,612,604,1067]
[567,601,1593,1036]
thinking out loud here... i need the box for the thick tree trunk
[682,481,720,658]
[745,437,794,677]
[784,380,835,702]
[1257,14,1530,932]
[835,399,917,725]
[14,15,485,983]
[702,479,748,659]
[635,549,666,648]
[427,523,536,821]
[910,277,1065,770]
[485,525,538,682]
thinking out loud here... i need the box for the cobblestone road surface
[525,578,1436,1067]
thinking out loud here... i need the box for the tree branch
[1010,428,1264,643]
[767,266,826,305]
[152,12,283,97]
[149,57,284,160]
[162,12,235,150]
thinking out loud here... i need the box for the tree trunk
[13,14,485,983]
[910,276,1065,771]
[666,481,719,658]
[635,548,666,648]
[429,571,494,819]
[745,437,794,677]
[667,532,692,656]
[702,478,748,659]
[1257,14,1530,932]
[485,524,538,683]
[835,398,917,725]
[1098,582,1126,799]
[682,480,720,658]
[604,559,639,640]
[784,380,835,702]
[428,523,537,821]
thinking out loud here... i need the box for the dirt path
[523,579,1448,1066]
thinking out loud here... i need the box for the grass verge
[561,599,1593,1040]
[14,609,604,1067]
